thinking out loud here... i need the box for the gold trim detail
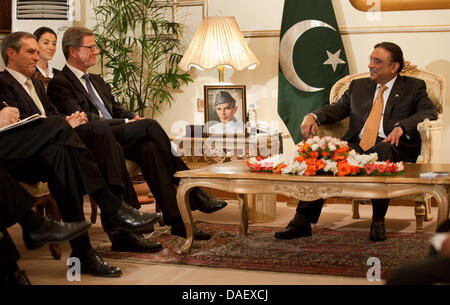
[349,0,450,11]
[242,25,450,38]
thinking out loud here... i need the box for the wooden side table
[173,133,282,222]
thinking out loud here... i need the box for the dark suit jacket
[0,70,61,119]
[47,65,135,125]
[313,75,438,162]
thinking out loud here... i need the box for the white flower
[323,159,338,175]
[311,143,319,151]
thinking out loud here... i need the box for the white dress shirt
[37,64,55,78]
[66,64,107,118]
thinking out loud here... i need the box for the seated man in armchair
[275,42,437,242]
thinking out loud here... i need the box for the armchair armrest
[416,118,443,164]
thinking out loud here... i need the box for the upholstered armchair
[317,62,445,232]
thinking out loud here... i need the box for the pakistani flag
[278,0,349,143]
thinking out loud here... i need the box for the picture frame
[204,85,247,136]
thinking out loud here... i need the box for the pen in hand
[2,101,9,107]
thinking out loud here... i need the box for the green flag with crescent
[278,0,349,143]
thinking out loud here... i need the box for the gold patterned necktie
[359,85,388,151]
[25,78,46,115]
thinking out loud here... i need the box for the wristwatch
[310,113,320,126]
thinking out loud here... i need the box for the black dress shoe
[170,218,212,240]
[369,221,386,242]
[189,188,227,213]
[274,220,312,239]
[111,232,163,253]
[72,248,122,277]
[101,203,160,234]
[23,216,92,250]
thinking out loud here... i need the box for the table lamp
[178,16,260,82]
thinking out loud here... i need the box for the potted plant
[92,0,193,117]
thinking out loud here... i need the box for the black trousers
[296,138,405,223]
[110,119,189,223]
[0,164,34,228]
[75,120,139,209]
[0,117,119,253]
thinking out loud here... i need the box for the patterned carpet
[97,221,432,279]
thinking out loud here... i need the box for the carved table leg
[176,180,195,256]
[415,202,425,233]
[424,196,433,222]
[238,194,249,236]
[352,200,360,219]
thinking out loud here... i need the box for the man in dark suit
[0,163,92,285]
[0,31,163,254]
[275,42,438,242]
[0,32,161,277]
[47,26,228,240]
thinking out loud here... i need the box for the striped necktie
[25,79,46,115]
[359,85,388,151]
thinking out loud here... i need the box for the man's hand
[128,115,142,123]
[0,107,20,128]
[383,126,403,147]
[300,114,317,139]
[66,111,88,128]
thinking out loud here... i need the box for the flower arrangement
[247,136,404,176]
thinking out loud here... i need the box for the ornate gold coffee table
[175,160,450,255]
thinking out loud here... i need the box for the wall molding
[242,24,450,38]
[350,0,450,12]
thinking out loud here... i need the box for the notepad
[420,171,449,178]
[0,114,45,133]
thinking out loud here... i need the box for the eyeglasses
[369,56,392,65]
[79,45,98,52]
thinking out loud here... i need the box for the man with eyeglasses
[275,42,438,242]
[47,26,228,241]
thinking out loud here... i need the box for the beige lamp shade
[178,17,260,73]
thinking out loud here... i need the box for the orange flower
[295,155,305,163]
[332,152,346,161]
[337,160,351,176]
[350,165,360,175]
[273,163,287,174]
[303,143,311,153]
[321,150,330,158]
[310,151,319,159]
[305,158,317,168]
[316,159,326,171]
[304,165,316,176]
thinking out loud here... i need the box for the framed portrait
[204,85,247,136]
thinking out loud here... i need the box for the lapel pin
[395,93,400,97]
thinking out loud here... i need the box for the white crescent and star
[279,19,346,92]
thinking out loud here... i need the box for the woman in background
[33,27,60,90]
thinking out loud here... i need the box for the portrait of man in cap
[207,90,245,134]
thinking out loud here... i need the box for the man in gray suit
[275,42,437,242]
